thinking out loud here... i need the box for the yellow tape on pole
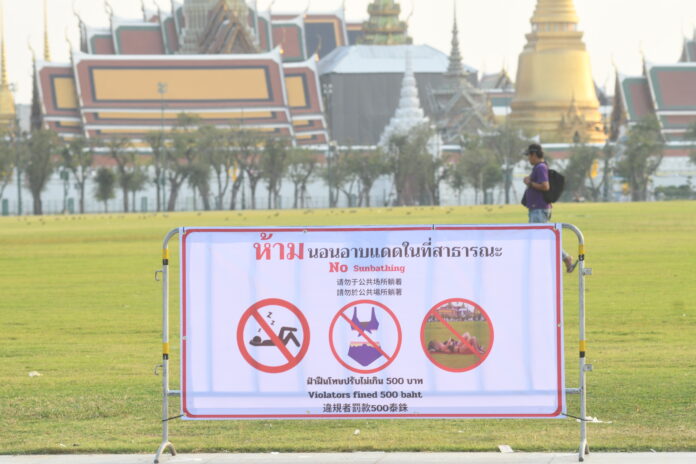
[163,342,170,355]
[162,248,170,260]
[579,340,587,352]
[578,244,585,256]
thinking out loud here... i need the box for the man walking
[522,143,577,273]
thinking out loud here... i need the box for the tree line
[0,114,692,215]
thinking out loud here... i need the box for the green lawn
[0,202,695,454]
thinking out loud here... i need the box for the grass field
[1,202,695,454]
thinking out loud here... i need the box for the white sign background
[181,225,565,419]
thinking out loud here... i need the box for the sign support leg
[563,224,590,462]
[154,229,179,463]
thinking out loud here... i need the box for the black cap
[525,143,543,157]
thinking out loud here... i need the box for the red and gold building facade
[37,1,358,146]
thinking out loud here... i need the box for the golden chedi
[509,0,606,143]
[0,2,15,129]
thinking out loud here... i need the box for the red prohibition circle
[420,298,494,373]
[237,298,311,373]
[329,299,402,374]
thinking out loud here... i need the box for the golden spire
[0,0,16,125]
[43,0,51,61]
[531,0,579,25]
[509,0,605,144]
[1,5,6,88]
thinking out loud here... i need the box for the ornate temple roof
[614,62,696,142]
[427,10,493,143]
[479,70,514,91]
[35,0,334,145]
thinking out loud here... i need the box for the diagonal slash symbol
[252,310,296,362]
[429,309,484,360]
[340,312,392,361]
[237,298,310,374]
[329,299,402,375]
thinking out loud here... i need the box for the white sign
[181,225,565,419]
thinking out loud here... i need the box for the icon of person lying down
[427,332,485,355]
[249,326,300,347]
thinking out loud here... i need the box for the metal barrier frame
[154,224,591,463]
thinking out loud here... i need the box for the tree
[196,125,231,210]
[563,143,602,202]
[61,136,94,213]
[458,135,502,204]
[9,129,28,215]
[125,167,149,212]
[446,153,468,205]
[385,124,435,206]
[423,151,450,207]
[481,122,530,204]
[260,137,290,209]
[187,162,212,210]
[686,122,696,167]
[94,167,116,212]
[232,129,264,210]
[25,129,60,215]
[145,131,167,211]
[0,132,14,202]
[165,114,200,211]
[347,148,389,207]
[321,148,359,206]
[286,148,318,208]
[601,142,617,202]
[615,116,665,201]
[102,137,134,212]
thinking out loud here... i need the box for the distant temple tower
[509,0,606,143]
[379,50,430,147]
[360,0,412,45]
[180,0,250,53]
[0,1,15,129]
[429,6,492,142]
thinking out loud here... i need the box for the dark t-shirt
[524,162,550,210]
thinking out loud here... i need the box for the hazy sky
[5,0,696,103]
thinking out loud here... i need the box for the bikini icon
[347,307,382,366]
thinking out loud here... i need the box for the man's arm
[523,177,550,191]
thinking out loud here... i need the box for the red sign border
[237,298,311,374]
[181,225,563,419]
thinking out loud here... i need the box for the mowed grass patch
[0,202,695,453]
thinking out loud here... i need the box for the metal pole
[562,223,590,461]
[154,228,179,463]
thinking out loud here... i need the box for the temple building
[427,11,493,143]
[36,0,362,146]
[0,4,15,130]
[319,44,457,145]
[509,0,606,144]
[359,0,412,45]
[479,68,515,124]
[34,0,495,148]
[611,30,696,142]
